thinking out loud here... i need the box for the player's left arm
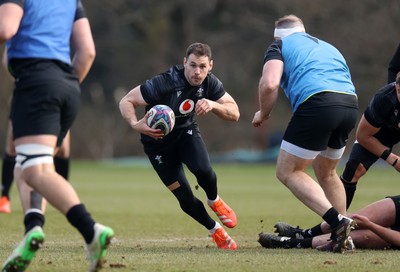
[195,92,240,121]
[70,17,96,83]
[0,2,23,44]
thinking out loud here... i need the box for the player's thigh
[350,198,396,226]
[179,130,212,174]
[146,150,186,187]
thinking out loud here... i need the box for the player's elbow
[0,28,17,44]
[83,46,96,65]
[87,46,96,62]
[259,77,279,94]
[225,108,240,122]
[232,111,240,122]
[118,97,128,114]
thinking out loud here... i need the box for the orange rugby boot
[0,196,11,213]
[211,228,237,250]
[208,197,237,228]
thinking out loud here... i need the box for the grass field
[0,161,399,272]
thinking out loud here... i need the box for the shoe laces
[213,200,230,215]
[213,229,232,246]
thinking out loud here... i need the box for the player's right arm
[356,114,400,170]
[355,114,383,156]
[0,1,23,44]
[119,86,164,139]
[252,59,282,127]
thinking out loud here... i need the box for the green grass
[0,161,399,271]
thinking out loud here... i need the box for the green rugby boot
[2,226,45,272]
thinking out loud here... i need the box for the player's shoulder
[373,83,396,103]
[264,40,283,63]
[145,65,186,94]
[162,65,182,81]
[0,0,24,7]
[205,72,223,89]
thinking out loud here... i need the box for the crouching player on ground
[259,195,400,251]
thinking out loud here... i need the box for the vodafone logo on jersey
[179,99,195,114]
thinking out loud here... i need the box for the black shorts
[10,59,80,146]
[283,92,358,151]
[347,127,400,170]
[388,195,400,230]
[387,195,400,249]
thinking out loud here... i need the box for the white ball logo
[179,99,194,114]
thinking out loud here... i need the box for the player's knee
[276,166,289,184]
[15,144,54,170]
[175,191,197,212]
[341,159,365,183]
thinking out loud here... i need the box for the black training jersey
[140,64,225,130]
[364,82,400,131]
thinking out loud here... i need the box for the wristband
[393,159,398,167]
[380,149,391,160]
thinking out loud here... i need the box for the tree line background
[0,0,399,159]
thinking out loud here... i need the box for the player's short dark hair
[186,43,212,60]
[396,72,400,85]
[275,14,304,29]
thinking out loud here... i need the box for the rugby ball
[146,104,175,136]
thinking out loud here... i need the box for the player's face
[183,54,213,86]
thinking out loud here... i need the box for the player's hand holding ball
[145,105,175,139]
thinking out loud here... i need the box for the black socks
[1,154,16,198]
[322,207,340,229]
[66,204,95,243]
[24,212,45,233]
[302,224,323,238]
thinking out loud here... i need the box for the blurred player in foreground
[119,42,240,250]
[0,33,71,215]
[0,1,114,271]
